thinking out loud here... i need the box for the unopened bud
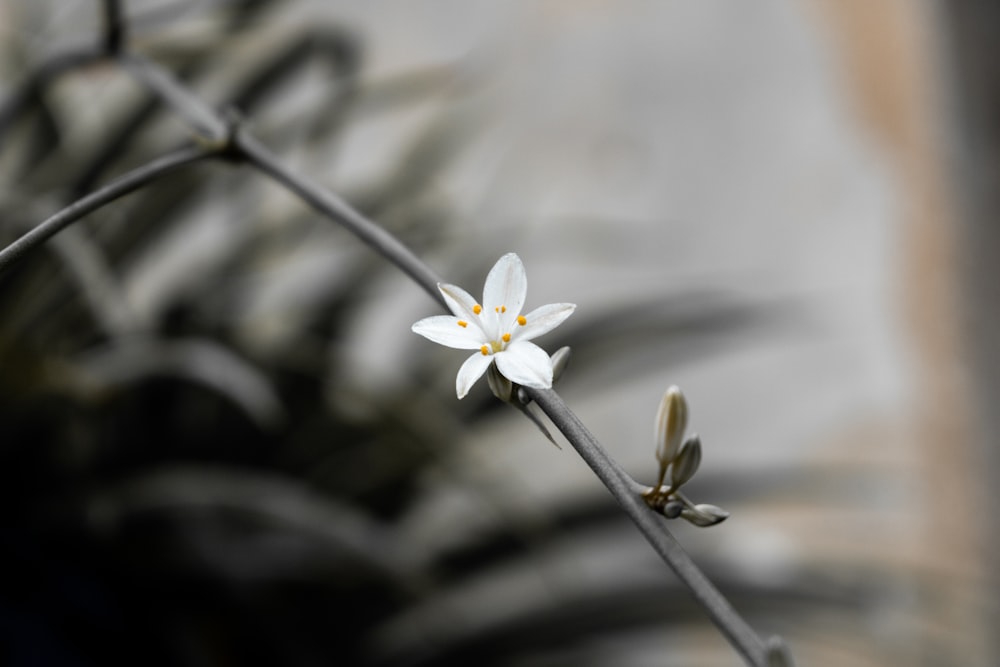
[681,503,729,527]
[765,636,795,667]
[550,346,572,383]
[662,500,684,519]
[486,363,514,403]
[517,387,530,404]
[655,385,688,465]
[670,434,702,488]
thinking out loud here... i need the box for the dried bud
[681,503,729,527]
[655,385,688,466]
[670,433,702,488]
[486,362,514,403]
[550,346,572,383]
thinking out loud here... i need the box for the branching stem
[526,387,769,666]
[3,20,787,665]
[233,130,446,305]
[237,126,773,663]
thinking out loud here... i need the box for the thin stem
[232,130,445,305]
[0,144,218,276]
[525,386,769,667]
[112,41,444,302]
[118,54,228,141]
[227,125,774,666]
[233,126,772,662]
[35,27,785,663]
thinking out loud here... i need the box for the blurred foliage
[0,2,859,666]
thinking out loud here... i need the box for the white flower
[412,253,576,399]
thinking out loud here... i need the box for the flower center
[472,304,523,355]
[480,337,510,355]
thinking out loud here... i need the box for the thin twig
[111,55,445,302]
[0,144,218,276]
[525,386,769,666]
[229,121,773,667]
[8,22,787,664]
[233,124,773,663]
[233,130,446,305]
[119,53,228,141]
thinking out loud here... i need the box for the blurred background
[0,1,997,665]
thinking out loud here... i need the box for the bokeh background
[1,1,997,665]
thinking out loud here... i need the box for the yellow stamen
[480,345,489,356]
[517,315,527,326]
[457,320,468,328]
[502,306,507,313]
[502,333,511,342]
[473,304,482,314]
[495,307,499,313]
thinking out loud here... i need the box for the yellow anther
[495,307,500,313]
[480,345,489,356]
[517,315,527,326]
[457,320,468,328]
[501,305,507,313]
[502,333,511,342]
[473,304,482,314]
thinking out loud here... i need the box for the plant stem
[526,386,769,666]
[5,27,787,663]
[0,144,217,275]
[232,130,446,305]
[229,125,774,667]
[119,54,228,141]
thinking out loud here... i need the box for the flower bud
[681,503,729,527]
[662,500,684,519]
[765,636,795,667]
[486,362,514,403]
[550,346,572,383]
[655,386,688,465]
[670,434,702,488]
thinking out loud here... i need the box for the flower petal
[456,352,492,399]
[412,316,485,349]
[438,283,485,332]
[512,302,576,342]
[483,253,527,332]
[495,340,553,388]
